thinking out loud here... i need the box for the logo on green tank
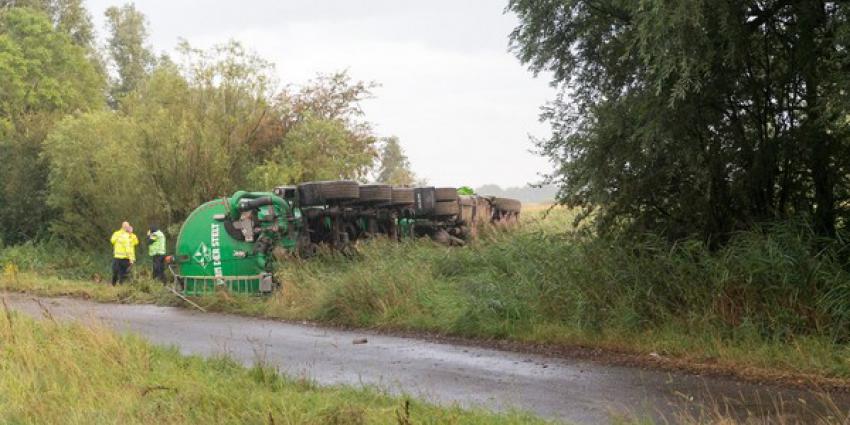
[193,242,212,268]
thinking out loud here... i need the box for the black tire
[433,200,460,217]
[358,184,392,204]
[435,187,458,202]
[298,180,360,206]
[491,197,521,213]
[390,187,415,205]
[297,181,325,206]
[322,180,360,201]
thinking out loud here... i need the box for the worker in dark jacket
[147,225,167,283]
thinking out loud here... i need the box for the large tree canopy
[0,7,103,244]
[0,3,413,248]
[45,41,384,244]
[249,72,380,188]
[44,112,154,246]
[509,0,850,242]
[1,0,96,48]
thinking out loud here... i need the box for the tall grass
[267,211,850,379]
[0,303,547,425]
[274,212,850,341]
[0,240,105,279]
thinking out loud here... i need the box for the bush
[434,220,850,342]
[0,241,106,280]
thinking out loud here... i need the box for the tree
[104,3,154,103]
[119,64,195,226]
[0,4,388,246]
[43,112,157,246]
[278,72,376,124]
[0,0,95,48]
[249,114,377,187]
[249,71,380,188]
[375,136,415,185]
[43,41,384,246]
[508,0,850,241]
[0,7,103,244]
[273,71,378,159]
[120,40,277,226]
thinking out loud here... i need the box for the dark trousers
[111,258,131,285]
[152,254,166,283]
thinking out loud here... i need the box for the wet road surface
[3,293,848,424]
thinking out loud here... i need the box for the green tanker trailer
[173,181,521,296]
[173,191,301,295]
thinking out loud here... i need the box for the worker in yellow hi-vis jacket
[110,221,139,285]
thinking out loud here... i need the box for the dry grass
[666,393,850,425]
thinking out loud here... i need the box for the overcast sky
[84,0,556,188]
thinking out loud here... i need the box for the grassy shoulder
[0,304,548,425]
[2,208,850,387]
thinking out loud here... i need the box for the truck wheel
[435,187,458,202]
[358,184,392,203]
[297,182,324,206]
[390,187,415,205]
[433,200,460,217]
[298,180,360,205]
[491,197,521,213]
[321,180,360,202]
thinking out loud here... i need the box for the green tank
[174,191,300,295]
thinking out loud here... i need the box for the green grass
[0,304,549,425]
[0,266,172,307]
[265,215,850,382]
[3,208,850,384]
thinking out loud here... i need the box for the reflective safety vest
[148,230,166,256]
[111,230,139,262]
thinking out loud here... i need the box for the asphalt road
[4,293,847,424]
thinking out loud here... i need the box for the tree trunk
[800,1,836,237]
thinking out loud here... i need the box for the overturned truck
[173,182,521,295]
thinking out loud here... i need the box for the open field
[2,207,850,388]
